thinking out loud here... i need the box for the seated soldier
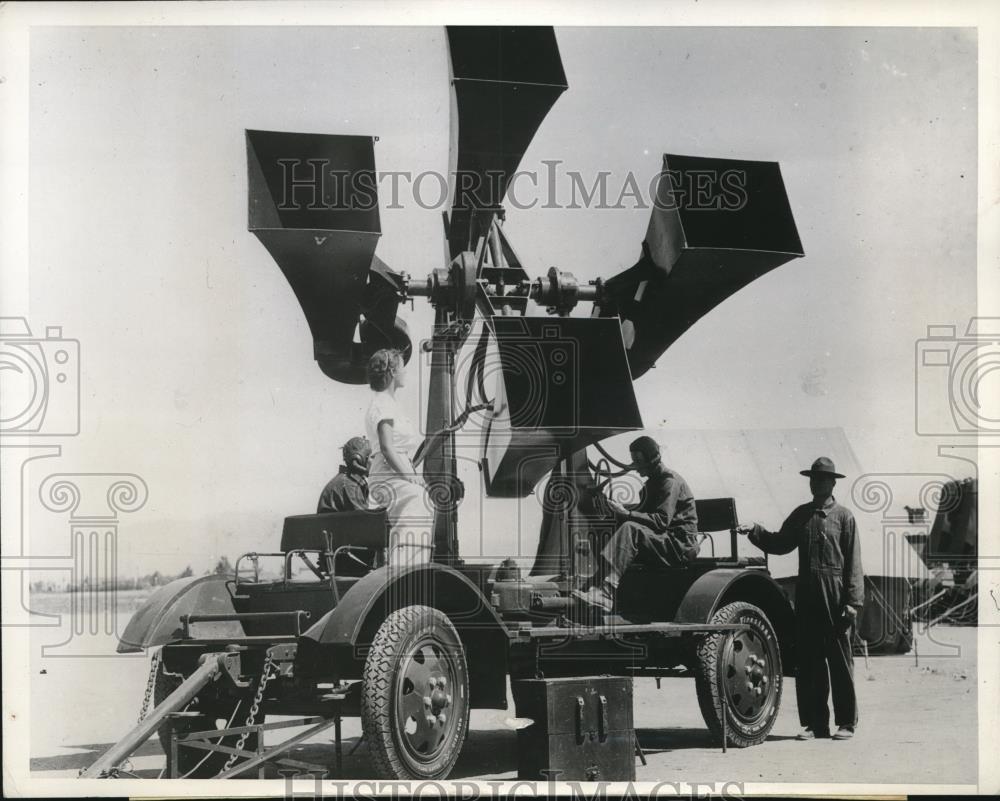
[573,436,700,612]
[317,436,372,513]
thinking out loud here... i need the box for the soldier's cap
[342,436,372,461]
[800,456,845,479]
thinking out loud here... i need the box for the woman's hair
[367,349,403,392]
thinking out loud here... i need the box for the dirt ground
[26,602,978,789]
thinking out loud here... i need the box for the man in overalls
[738,457,865,741]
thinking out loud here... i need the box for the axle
[403,263,599,318]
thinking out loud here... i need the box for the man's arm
[746,514,801,555]
[624,486,647,514]
[842,513,865,609]
[623,479,679,534]
[317,479,338,514]
[345,478,368,511]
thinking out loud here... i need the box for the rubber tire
[361,605,470,780]
[153,660,258,778]
[695,601,783,748]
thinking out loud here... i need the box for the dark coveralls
[749,496,865,732]
[601,464,700,586]
[317,466,368,513]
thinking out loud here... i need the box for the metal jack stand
[634,735,647,767]
[168,713,345,779]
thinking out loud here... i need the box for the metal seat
[280,510,389,553]
[619,497,744,568]
[691,497,764,566]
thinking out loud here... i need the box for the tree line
[29,556,235,593]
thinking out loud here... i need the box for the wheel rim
[394,636,463,763]
[720,619,779,725]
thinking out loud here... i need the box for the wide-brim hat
[800,456,845,479]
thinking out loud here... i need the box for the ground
[25,592,977,787]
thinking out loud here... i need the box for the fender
[118,574,242,653]
[300,562,510,708]
[675,567,796,673]
[301,562,506,646]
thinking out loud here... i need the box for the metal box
[512,676,636,782]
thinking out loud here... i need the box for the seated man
[573,435,699,612]
[317,436,372,513]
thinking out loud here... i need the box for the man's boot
[571,581,615,613]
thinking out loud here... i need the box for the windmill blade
[444,26,568,260]
[598,154,805,379]
[247,129,411,383]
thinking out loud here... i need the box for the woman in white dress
[365,349,433,567]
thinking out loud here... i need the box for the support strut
[80,652,232,778]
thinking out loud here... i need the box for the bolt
[761,676,768,685]
[744,664,751,675]
[425,715,436,728]
[437,712,447,726]
[438,677,447,690]
[746,682,754,692]
[446,693,452,707]
[428,680,436,692]
[423,696,432,708]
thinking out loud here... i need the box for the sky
[4,24,984,579]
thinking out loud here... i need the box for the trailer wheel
[695,601,782,748]
[361,605,470,780]
[153,660,258,778]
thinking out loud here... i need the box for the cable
[588,460,631,480]
[465,323,491,409]
[176,699,244,779]
[593,441,633,470]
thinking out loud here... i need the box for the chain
[217,652,276,776]
[138,648,162,723]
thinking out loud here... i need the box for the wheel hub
[723,626,777,723]
[395,639,462,761]
[429,684,450,714]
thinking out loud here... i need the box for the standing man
[737,457,864,741]
[317,436,372,513]
[573,435,699,612]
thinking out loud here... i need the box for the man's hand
[733,524,755,537]
[605,499,629,522]
[592,492,627,521]
[841,605,858,624]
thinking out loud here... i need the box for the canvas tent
[459,426,928,583]
[639,427,929,582]
[493,426,926,654]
